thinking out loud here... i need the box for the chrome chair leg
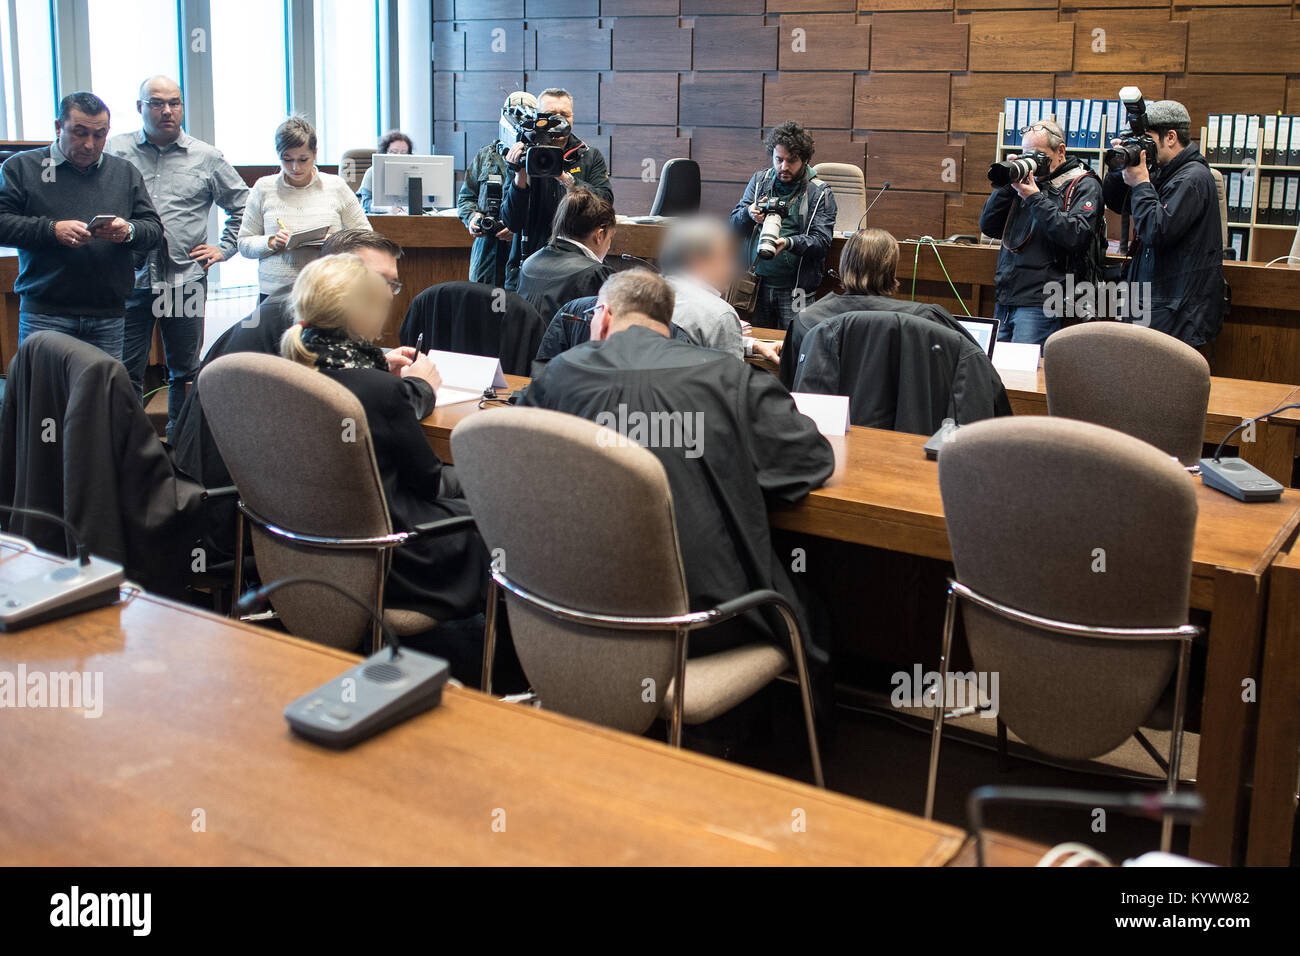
[773,602,826,788]
[481,577,500,695]
[230,510,246,619]
[1163,638,1192,853]
[669,627,688,748]
[925,587,959,819]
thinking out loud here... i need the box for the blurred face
[385,139,410,155]
[538,94,574,128]
[345,271,394,343]
[280,146,316,185]
[1021,128,1066,173]
[139,79,183,143]
[55,108,110,169]
[772,143,804,183]
[700,238,738,294]
[353,248,401,293]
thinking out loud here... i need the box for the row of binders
[1206,114,1300,166]
[1256,174,1300,225]
[1001,98,1127,149]
[1227,228,1249,263]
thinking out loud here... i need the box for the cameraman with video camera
[458,91,530,289]
[979,119,1106,345]
[730,121,837,330]
[1102,94,1225,347]
[500,88,613,292]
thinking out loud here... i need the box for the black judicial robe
[519,324,835,688]
[515,240,613,325]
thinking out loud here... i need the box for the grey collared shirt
[105,129,248,289]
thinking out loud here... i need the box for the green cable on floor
[142,384,170,402]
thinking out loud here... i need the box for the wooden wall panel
[431,3,1300,244]
[764,72,855,128]
[776,14,871,71]
[855,72,951,131]
[967,13,1075,73]
[1066,10,1187,74]
[680,73,764,128]
[869,13,969,71]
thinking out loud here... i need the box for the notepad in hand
[284,224,330,250]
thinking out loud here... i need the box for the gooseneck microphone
[1199,401,1300,502]
[923,343,959,460]
[620,253,659,272]
[235,576,401,658]
[857,181,891,230]
[0,503,91,565]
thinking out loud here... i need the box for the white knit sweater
[237,170,371,295]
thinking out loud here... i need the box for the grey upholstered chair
[1044,321,1211,465]
[339,148,373,192]
[450,406,824,786]
[812,162,866,233]
[931,416,1200,851]
[201,352,473,652]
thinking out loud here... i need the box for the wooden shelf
[1203,121,1300,262]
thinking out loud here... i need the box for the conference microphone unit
[856,181,891,231]
[238,577,450,748]
[923,344,959,460]
[620,253,659,272]
[0,504,124,631]
[1198,402,1300,502]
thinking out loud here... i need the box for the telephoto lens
[987,150,1050,189]
[756,212,784,259]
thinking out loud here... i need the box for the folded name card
[791,392,851,436]
[426,349,508,406]
[991,340,1041,373]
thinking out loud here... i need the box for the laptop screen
[959,317,999,358]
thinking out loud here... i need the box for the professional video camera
[496,103,573,179]
[1104,86,1158,171]
[475,174,504,235]
[987,148,1052,188]
[755,195,792,260]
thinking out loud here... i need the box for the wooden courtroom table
[421,396,1300,866]
[0,542,968,866]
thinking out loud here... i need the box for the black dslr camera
[1104,86,1158,171]
[755,195,792,259]
[496,105,572,179]
[475,174,504,235]
[988,148,1052,188]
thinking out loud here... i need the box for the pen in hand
[415,333,424,355]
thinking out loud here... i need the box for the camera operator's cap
[1147,100,1191,130]
[503,90,536,111]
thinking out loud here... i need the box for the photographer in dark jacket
[500,88,613,292]
[730,121,837,331]
[980,119,1105,345]
[1102,99,1225,348]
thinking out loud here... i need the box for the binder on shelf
[1227,171,1242,222]
[1271,176,1287,224]
[1231,113,1248,163]
[1286,176,1300,226]
[1003,99,1016,146]
[1040,98,1054,126]
[1088,100,1104,148]
[1054,98,1069,131]
[1246,115,1261,164]
[1258,175,1273,224]
[1207,114,1221,163]
[1220,114,1236,164]
[1112,100,1126,137]
[1228,229,1245,262]
[1289,118,1300,166]
[1275,116,1292,167]
[1262,114,1278,165]
[1015,99,1031,138]
[1068,100,1084,148]
[1242,169,1255,223]
[1027,99,1041,129]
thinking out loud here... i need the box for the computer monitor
[959,317,999,358]
[372,153,455,211]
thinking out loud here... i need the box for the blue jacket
[730,167,837,296]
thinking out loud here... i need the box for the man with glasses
[979,119,1105,345]
[107,75,248,440]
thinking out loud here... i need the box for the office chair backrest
[649,158,701,217]
[813,162,866,233]
[939,416,1197,760]
[398,280,546,376]
[1044,321,1210,465]
[1207,167,1228,250]
[201,352,392,649]
[340,148,373,192]
[451,407,691,734]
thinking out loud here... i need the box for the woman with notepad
[238,117,372,300]
[280,253,490,633]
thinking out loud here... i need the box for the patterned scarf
[300,326,387,371]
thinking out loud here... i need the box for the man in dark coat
[519,269,836,714]
[1102,98,1225,347]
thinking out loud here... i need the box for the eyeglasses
[145,99,183,111]
[579,302,608,322]
[1018,123,1059,136]
[386,279,403,294]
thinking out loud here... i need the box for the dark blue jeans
[995,304,1059,347]
[123,280,206,441]
[18,312,125,361]
[753,281,797,331]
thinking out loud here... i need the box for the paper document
[791,392,851,436]
[427,349,509,406]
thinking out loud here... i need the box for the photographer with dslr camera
[458,91,530,289]
[729,121,837,330]
[980,119,1105,345]
[500,88,613,292]
[1102,94,1224,347]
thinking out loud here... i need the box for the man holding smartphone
[0,92,162,360]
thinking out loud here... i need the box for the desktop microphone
[620,253,659,272]
[922,343,959,460]
[966,785,1204,868]
[0,503,124,631]
[1198,401,1300,502]
[856,181,891,230]
[239,577,451,748]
